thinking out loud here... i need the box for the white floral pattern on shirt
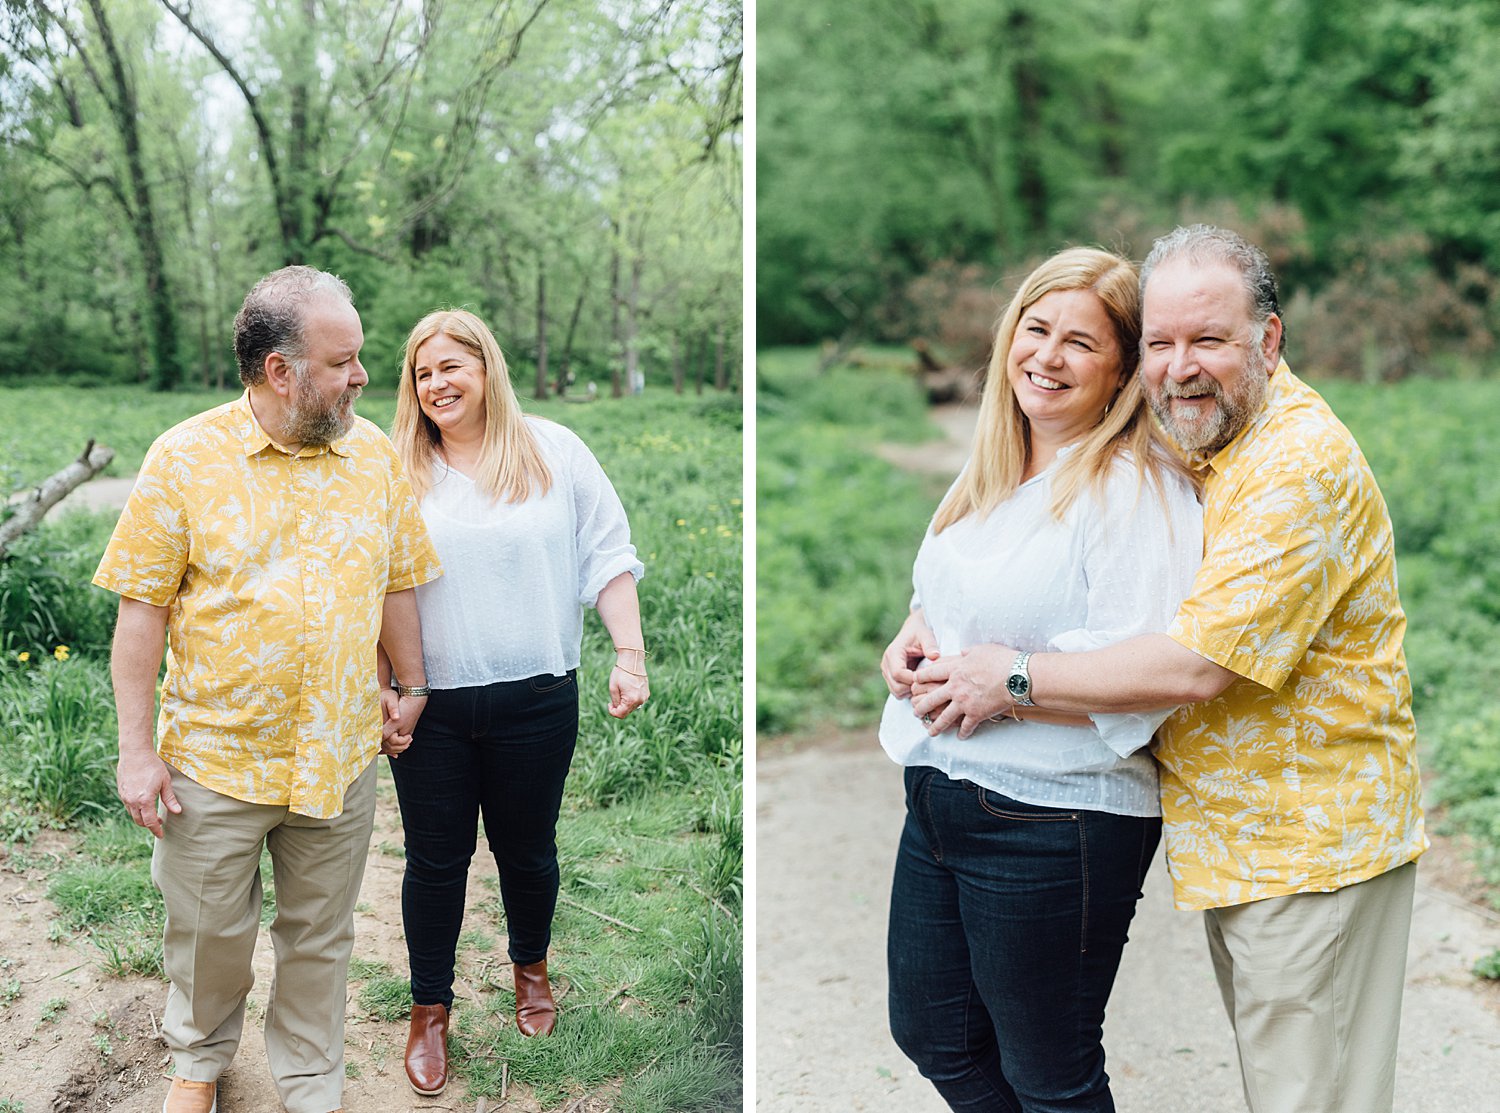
[94,394,442,818]
[1159,364,1426,910]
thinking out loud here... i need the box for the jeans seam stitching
[1078,814,1090,953]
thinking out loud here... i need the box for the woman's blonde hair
[931,246,1191,533]
[392,309,552,504]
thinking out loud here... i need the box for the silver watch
[1006,651,1035,707]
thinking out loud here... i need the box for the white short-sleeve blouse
[879,449,1203,817]
[414,417,644,688]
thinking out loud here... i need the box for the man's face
[1140,259,1279,456]
[284,296,367,446]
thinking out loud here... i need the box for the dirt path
[755,403,1500,1111]
[0,768,565,1113]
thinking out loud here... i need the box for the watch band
[1009,651,1035,707]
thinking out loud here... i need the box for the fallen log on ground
[0,439,116,557]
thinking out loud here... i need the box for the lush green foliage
[2,389,741,1105]
[756,348,940,733]
[1,0,740,393]
[759,0,1500,375]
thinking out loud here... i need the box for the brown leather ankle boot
[514,960,557,1036]
[404,1003,450,1095]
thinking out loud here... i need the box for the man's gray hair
[233,266,354,386]
[1140,224,1286,356]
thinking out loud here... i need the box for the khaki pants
[152,761,377,1113]
[1204,861,1417,1113]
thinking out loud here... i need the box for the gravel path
[755,737,1500,1112]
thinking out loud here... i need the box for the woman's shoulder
[1092,448,1200,514]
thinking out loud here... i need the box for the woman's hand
[909,643,1018,739]
[881,608,941,699]
[609,648,650,718]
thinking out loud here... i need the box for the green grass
[756,348,941,733]
[0,656,118,826]
[444,791,741,1107]
[0,385,742,1106]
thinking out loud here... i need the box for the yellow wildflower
[16,651,30,663]
[53,645,70,661]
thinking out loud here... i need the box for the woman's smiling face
[1006,287,1125,446]
[413,332,488,436]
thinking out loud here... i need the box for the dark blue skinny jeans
[389,672,578,1008]
[888,766,1160,1113]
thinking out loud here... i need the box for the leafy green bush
[0,512,119,657]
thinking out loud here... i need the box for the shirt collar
[233,390,355,459]
[1191,359,1288,477]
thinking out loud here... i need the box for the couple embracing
[880,225,1425,1113]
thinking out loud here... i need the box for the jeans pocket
[974,787,1079,823]
[528,672,575,694]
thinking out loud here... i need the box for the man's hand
[909,643,1019,740]
[110,596,174,836]
[117,748,180,838]
[881,609,941,699]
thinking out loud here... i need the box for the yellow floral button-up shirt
[94,394,442,818]
[1158,363,1426,910]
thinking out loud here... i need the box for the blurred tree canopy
[0,0,741,393]
[757,0,1500,377]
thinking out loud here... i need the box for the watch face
[1007,672,1028,698]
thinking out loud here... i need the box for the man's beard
[285,365,359,446]
[1149,351,1267,456]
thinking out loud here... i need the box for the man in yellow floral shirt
[913,226,1425,1113]
[94,267,442,1113]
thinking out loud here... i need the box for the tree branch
[0,441,116,558]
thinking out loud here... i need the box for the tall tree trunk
[609,240,623,399]
[1007,8,1049,238]
[694,332,706,396]
[556,275,588,398]
[534,261,549,400]
[84,0,182,390]
[672,331,684,395]
[624,250,643,394]
[713,319,726,391]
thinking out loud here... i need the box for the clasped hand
[379,689,425,757]
[881,614,1019,740]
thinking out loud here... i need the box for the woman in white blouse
[382,309,648,1096]
[878,248,1202,1112]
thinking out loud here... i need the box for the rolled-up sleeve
[570,435,643,606]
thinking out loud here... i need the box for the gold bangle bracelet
[614,665,648,678]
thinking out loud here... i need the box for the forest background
[0,0,741,395]
[757,0,1500,910]
[0,2,743,1110]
